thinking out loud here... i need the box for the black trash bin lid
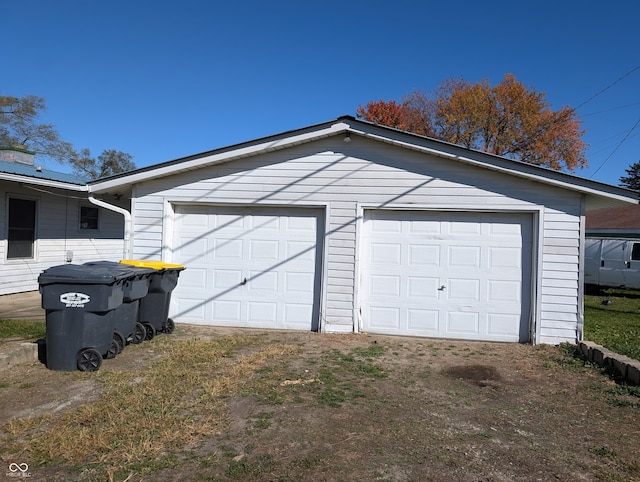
[38,264,134,286]
[83,261,156,278]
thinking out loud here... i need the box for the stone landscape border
[578,340,640,385]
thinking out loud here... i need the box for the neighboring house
[88,116,637,345]
[586,203,640,238]
[0,147,126,295]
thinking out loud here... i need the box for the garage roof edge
[87,115,639,205]
[346,124,638,205]
[88,120,347,193]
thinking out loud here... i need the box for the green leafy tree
[619,160,640,191]
[0,93,75,162]
[71,148,136,180]
[1,92,135,178]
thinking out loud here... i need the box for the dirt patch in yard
[0,326,639,481]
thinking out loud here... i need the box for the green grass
[584,288,640,361]
[312,346,388,407]
[0,319,45,340]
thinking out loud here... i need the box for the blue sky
[2,0,639,186]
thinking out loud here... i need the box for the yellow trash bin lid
[120,259,186,271]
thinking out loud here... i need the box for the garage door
[171,205,323,330]
[360,210,532,342]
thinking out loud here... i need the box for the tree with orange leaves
[357,74,587,172]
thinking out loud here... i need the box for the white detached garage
[88,116,637,344]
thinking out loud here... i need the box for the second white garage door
[171,205,323,331]
[360,210,532,342]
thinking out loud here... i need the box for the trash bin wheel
[143,322,156,341]
[164,318,175,334]
[104,339,120,359]
[77,348,102,372]
[113,331,126,353]
[132,322,146,344]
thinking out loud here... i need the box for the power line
[583,101,640,117]
[576,65,640,110]
[590,117,640,177]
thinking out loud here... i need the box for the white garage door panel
[408,309,438,330]
[361,210,532,342]
[172,205,322,330]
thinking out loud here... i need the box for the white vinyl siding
[0,182,125,295]
[537,208,582,343]
[130,136,584,343]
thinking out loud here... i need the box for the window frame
[79,205,100,231]
[6,196,38,260]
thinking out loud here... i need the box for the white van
[584,238,640,290]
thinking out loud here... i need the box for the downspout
[87,192,132,260]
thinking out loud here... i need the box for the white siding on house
[127,135,587,343]
[129,196,165,259]
[537,207,582,343]
[0,181,125,295]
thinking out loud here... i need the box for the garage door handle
[438,285,446,291]
[241,277,247,286]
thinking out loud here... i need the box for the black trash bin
[38,264,131,372]
[119,260,186,340]
[84,261,156,346]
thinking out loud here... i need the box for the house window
[80,206,99,230]
[7,198,36,259]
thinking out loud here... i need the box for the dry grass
[2,329,639,481]
[2,335,301,479]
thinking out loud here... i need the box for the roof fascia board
[346,122,638,205]
[89,122,348,193]
[89,114,637,205]
[0,172,88,192]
